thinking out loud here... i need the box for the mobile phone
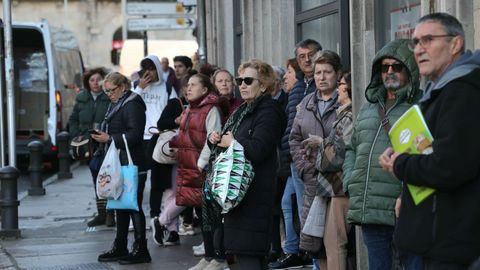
[88,129,100,135]
[137,69,146,78]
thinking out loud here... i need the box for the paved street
[0,164,202,270]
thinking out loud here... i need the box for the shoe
[267,250,282,263]
[188,258,211,270]
[205,259,229,270]
[87,214,105,227]
[192,241,204,251]
[301,252,313,267]
[193,243,205,256]
[97,239,128,262]
[118,239,152,264]
[151,217,164,246]
[164,231,180,246]
[105,211,115,227]
[178,223,195,236]
[268,253,304,269]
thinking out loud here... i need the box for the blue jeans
[362,224,394,270]
[281,163,305,254]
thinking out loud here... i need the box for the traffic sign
[127,2,195,16]
[127,18,196,31]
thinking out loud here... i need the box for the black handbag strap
[377,106,392,133]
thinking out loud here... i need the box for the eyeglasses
[297,51,316,61]
[408,34,456,50]
[103,85,119,94]
[381,63,404,73]
[235,77,258,86]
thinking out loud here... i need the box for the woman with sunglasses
[92,72,151,265]
[205,59,286,269]
[289,50,342,269]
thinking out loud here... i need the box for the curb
[0,162,81,269]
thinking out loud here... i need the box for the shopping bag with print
[96,140,123,200]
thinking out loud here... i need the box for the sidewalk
[0,164,202,270]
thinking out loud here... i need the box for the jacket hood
[420,50,480,103]
[144,55,164,85]
[365,39,420,105]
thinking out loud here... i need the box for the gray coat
[289,91,339,253]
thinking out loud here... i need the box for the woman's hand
[91,131,110,143]
[217,131,233,148]
[208,131,221,145]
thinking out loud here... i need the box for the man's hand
[379,147,400,176]
[395,197,402,218]
[138,72,153,89]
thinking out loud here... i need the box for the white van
[1,19,84,164]
[118,39,198,78]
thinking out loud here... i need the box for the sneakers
[204,259,228,270]
[151,217,164,246]
[178,223,195,236]
[188,258,211,270]
[164,231,180,246]
[268,253,304,269]
[192,242,205,256]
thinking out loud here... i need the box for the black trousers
[115,172,147,242]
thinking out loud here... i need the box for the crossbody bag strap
[377,106,392,133]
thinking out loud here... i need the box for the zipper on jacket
[362,123,383,223]
[304,78,313,95]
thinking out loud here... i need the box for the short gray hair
[272,66,286,81]
[294,39,322,57]
[418,12,465,52]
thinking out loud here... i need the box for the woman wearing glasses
[92,72,151,265]
[206,59,286,269]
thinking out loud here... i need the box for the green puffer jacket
[68,89,110,137]
[342,39,422,226]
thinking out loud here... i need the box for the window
[299,0,335,12]
[301,13,340,54]
[375,0,421,49]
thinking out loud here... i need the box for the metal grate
[30,263,110,270]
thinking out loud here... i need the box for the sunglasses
[103,85,119,94]
[235,77,258,86]
[381,63,404,73]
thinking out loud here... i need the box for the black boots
[88,199,107,227]
[118,239,151,265]
[98,238,128,262]
[105,211,116,227]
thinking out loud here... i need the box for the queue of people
[68,11,480,269]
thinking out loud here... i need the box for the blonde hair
[103,72,131,89]
[237,59,275,95]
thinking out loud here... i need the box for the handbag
[107,134,139,211]
[96,139,123,200]
[209,139,255,214]
[152,129,178,164]
[70,135,93,160]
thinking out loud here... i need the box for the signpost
[128,18,195,32]
[123,1,197,56]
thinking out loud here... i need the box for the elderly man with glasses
[342,38,423,270]
[380,12,480,270]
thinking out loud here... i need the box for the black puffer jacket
[223,95,287,256]
[106,91,147,172]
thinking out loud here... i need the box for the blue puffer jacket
[278,72,316,175]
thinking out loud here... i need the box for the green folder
[389,105,435,205]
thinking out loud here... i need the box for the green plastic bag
[211,139,254,214]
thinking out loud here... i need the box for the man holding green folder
[380,12,480,269]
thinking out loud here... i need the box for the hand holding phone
[88,129,100,135]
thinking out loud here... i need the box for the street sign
[127,18,196,31]
[127,2,195,16]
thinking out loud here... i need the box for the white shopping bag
[96,140,123,200]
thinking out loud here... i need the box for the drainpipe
[197,0,207,64]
